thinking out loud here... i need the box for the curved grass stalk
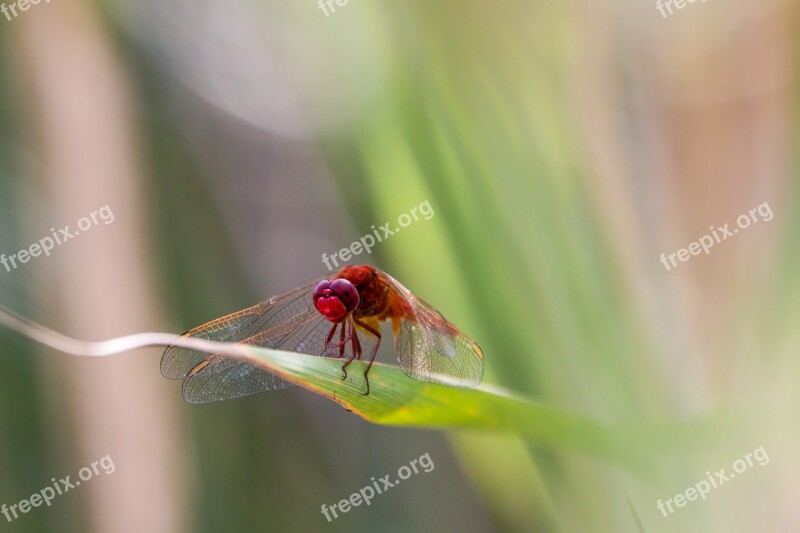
[0,303,708,470]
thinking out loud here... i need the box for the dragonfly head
[313,279,360,322]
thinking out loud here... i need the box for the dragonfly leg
[322,322,352,359]
[321,322,339,355]
[338,320,346,358]
[340,319,360,380]
[353,318,381,396]
[351,320,362,359]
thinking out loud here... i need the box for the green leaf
[240,346,645,468]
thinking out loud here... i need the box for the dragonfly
[161,265,485,403]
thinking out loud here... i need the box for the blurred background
[0,0,798,531]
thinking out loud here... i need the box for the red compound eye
[313,279,359,322]
[330,278,360,312]
[313,280,331,302]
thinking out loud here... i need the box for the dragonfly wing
[376,270,484,387]
[161,302,273,380]
[162,277,324,403]
[185,309,381,402]
[162,275,382,403]
[180,354,295,404]
[180,305,333,404]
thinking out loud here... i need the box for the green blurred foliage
[0,1,797,532]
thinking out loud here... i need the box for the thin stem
[0,303,251,361]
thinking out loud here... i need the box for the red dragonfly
[161,265,485,402]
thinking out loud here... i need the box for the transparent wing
[178,354,295,404]
[180,310,378,404]
[161,276,381,403]
[161,277,323,381]
[376,270,484,387]
[162,277,323,403]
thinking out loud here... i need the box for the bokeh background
[0,0,798,531]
